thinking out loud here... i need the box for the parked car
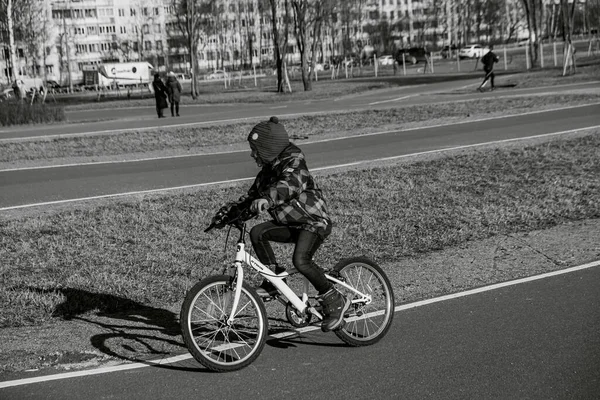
[0,87,13,102]
[175,73,191,81]
[396,47,431,64]
[459,44,488,59]
[378,55,395,65]
[516,38,530,47]
[205,70,229,80]
[440,45,458,59]
[310,63,325,72]
[45,79,62,89]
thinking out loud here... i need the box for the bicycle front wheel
[180,275,268,372]
[332,257,394,346]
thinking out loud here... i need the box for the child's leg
[249,221,295,297]
[249,221,293,267]
[292,230,330,294]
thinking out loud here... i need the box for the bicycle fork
[226,261,244,326]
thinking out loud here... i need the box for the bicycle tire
[332,257,394,346]
[180,275,268,372]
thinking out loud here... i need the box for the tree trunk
[7,0,17,81]
[270,2,283,92]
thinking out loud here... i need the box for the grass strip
[1,132,598,328]
[2,93,599,166]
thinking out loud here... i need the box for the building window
[154,7,159,16]
[118,9,125,17]
[143,24,150,34]
[156,41,162,51]
[144,41,152,51]
[130,8,136,17]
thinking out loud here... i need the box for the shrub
[0,101,66,126]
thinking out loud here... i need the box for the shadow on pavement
[24,286,185,366]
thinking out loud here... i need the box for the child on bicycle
[226,116,349,332]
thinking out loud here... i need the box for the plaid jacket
[239,143,332,237]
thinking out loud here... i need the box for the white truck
[83,62,154,88]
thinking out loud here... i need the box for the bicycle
[180,205,395,372]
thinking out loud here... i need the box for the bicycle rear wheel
[180,275,268,372]
[332,257,394,346]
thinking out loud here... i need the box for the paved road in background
[1,79,598,141]
[1,103,599,210]
[2,264,599,399]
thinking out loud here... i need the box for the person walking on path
[152,73,168,118]
[478,45,499,92]
[166,71,183,117]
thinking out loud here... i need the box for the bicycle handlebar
[204,206,257,233]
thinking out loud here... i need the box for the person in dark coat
[166,71,183,117]
[220,117,348,333]
[152,73,168,118]
[478,45,500,92]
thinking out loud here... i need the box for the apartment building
[1,0,491,86]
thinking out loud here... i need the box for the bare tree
[560,0,578,75]
[268,0,292,93]
[291,0,330,91]
[1,0,22,82]
[520,0,544,68]
[171,0,215,98]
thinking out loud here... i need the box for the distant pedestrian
[478,45,499,92]
[166,71,182,117]
[12,79,26,102]
[152,73,168,118]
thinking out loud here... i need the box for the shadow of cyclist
[24,286,188,367]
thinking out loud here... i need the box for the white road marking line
[1,124,599,212]
[366,80,600,106]
[2,102,599,173]
[0,177,254,211]
[1,260,597,388]
[368,95,413,105]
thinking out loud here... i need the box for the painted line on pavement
[2,102,599,173]
[1,259,598,389]
[368,95,413,105]
[1,124,599,212]
[366,80,600,106]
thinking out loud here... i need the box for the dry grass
[1,133,598,328]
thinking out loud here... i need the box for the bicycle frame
[225,222,372,325]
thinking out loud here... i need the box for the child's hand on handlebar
[251,198,269,214]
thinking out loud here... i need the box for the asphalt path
[1,263,598,399]
[1,103,599,210]
[1,79,598,141]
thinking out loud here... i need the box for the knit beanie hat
[247,116,290,162]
